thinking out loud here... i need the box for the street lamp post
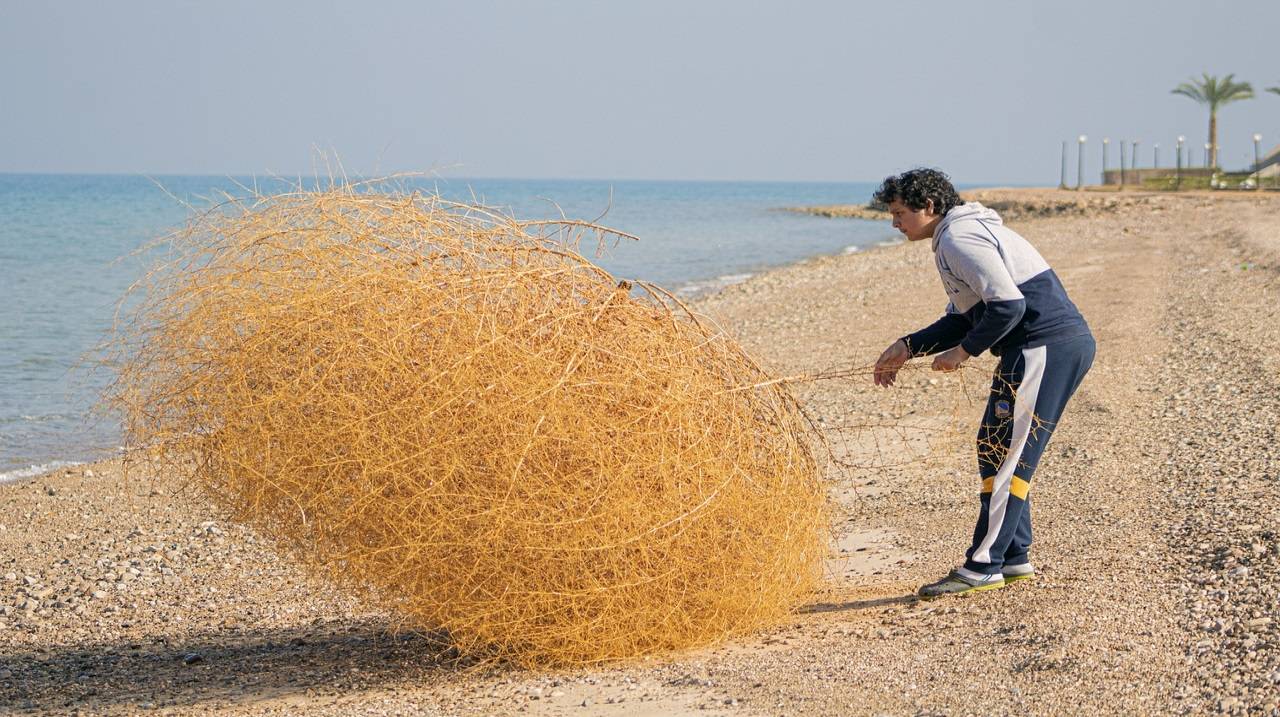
[1154,143,1159,169]
[1077,135,1087,190]
[1102,138,1109,186]
[1120,140,1127,187]
[1255,133,1263,191]
[1132,140,1141,187]
[1176,135,1185,190]
[1059,140,1068,189]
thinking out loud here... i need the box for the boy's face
[887,199,937,242]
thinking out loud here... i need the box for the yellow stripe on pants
[1010,476,1031,500]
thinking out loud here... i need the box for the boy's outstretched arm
[874,311,973,387]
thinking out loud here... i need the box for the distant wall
[1101,168,1215,185]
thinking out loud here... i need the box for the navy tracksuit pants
[962,333,1095,576]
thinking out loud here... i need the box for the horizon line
[0,170,1030,188]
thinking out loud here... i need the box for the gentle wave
[674,272,755,298]
[0,459,83,485]
[16,413,74,423]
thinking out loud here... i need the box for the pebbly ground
[1,189,1277,715]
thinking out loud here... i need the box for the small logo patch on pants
[994,400,1012,419]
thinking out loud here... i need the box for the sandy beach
[3,188,1279,715]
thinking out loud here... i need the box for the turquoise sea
[0,174,898,480]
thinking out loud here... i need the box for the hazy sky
[4,0,1279,184]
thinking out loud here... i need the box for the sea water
[0,174,897,480]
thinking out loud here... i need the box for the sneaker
[1002,563,1036,584]
[917,570,1005,600]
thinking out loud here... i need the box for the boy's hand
[932,345,970,372]
[873,339,911,387]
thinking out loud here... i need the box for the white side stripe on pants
[971,344,1047,564]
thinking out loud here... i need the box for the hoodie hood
[931,202,1003,251]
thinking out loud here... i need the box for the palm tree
[1269,85,1280,97]
[1171,73,1254,168]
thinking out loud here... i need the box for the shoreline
[0,175,886,484]
[780,185,1180,223]
[1,202,903,484]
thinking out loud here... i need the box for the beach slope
[3,188,1279,715]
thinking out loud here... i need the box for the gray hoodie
[904,202,1090,357]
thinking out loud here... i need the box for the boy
[871,169,1094,598]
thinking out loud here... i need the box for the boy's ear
[925,199,935,215]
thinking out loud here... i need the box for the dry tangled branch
[109,186,829,666]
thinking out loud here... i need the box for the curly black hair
[871,168,963,215]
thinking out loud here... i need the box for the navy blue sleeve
[959,298,1026,356]
[903,313,972,357]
